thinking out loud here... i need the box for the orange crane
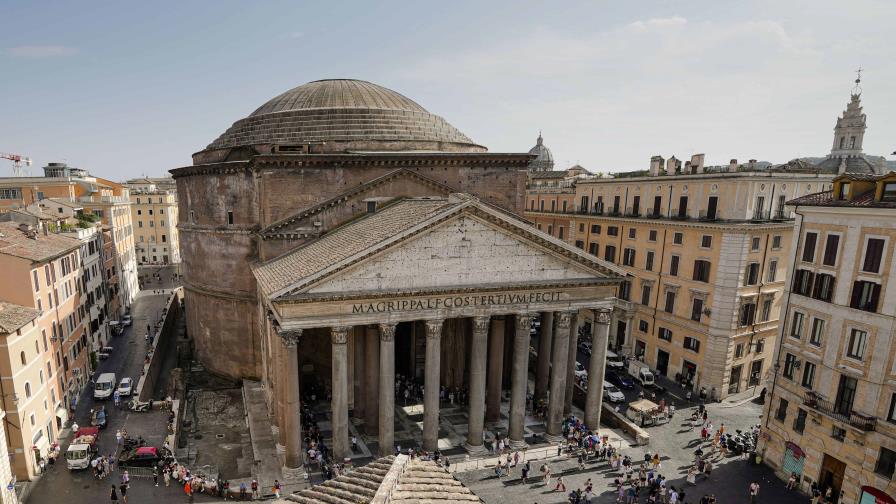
[0,152,32,177]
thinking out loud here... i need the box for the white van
[94,373,116,400]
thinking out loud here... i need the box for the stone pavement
[457,399,808,504]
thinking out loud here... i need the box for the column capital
[472,316,490,334]
[425,319,444,340]
[556,311,575,330]
[331,326,351,345]
[277,327,303,348]
[378,323,396,342]
[594,309,612,325]
[515,313,534,331]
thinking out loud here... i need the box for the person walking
[351,435,358,453]
[163,466,171,487]
[251,479,259,499]
[273,480,282,498]
[554,475,566,492]
[749,481,760,503]
[119,483,129,504]
[153,466,159,486]
[109,486,118,503]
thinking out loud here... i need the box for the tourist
[787,472,798,490]
[749,481,759,503]
[554,475,566,492]
[119,483,129,504]
[251,479,259,499]
[273,480,282,498]
[109,485,118,503]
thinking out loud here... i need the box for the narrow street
[25,267,212,503]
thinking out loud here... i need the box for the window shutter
[870,283,882,312]
[850,281,862,308]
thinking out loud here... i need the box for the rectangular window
[547,225,553,235]
[760,298,772,322]
[735,343,745,359]
[744,263,759,286]
[739,302,756,327]
[850,280,881,312]
[664,291,676,313]
[809,318,825,346]
[604,245,616,263]
[558,226,564,239]
[579,223,585,233]
[811,273,835,302]
[607,226,618,237]
[822,234,840,266]
[862,237,885,273]
[670,255,680,276]
[590,224,601,234]
[701,235,712,248]
[640,285,652,306]
[645,251,654,271]
[802,232,818,262]
[846,329,867,360]
[793,269,815,296]
[834,374,858,415]
[653,195,661,215]
[683,336,700,353]
[628,228,636,239]
[888,393,896,423]
[801,361,816,388]
[793,409,807,434]
[691,298,703,322]
[588,243,598,256]
[875,447,896,479]
[790,312,805,339]
[678,196,688,217]
[772,235,782,249]
[751,236,761,251]
[673,232,683,245]
[692,260,711,282]
[775,398,789,421]
[622,248,636,266]
[658,327,672,341]
[767,260,777,282]
[648,230,657,242]
[638,320,649,332]
[783,353,797,379]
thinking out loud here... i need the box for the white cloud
[5,45,78,58]
[628,16,688,32]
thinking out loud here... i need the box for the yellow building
[128,187,180,265]
[526,159,834,398]
[0,302,57,482]
[760,172,896,503]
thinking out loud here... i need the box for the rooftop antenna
[852,67,863,95]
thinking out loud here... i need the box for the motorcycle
[122,435,147,451]
[128,399,153,412]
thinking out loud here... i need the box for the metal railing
[669,209,690,221]
[751,209,771,221]
[698,210,719,221]
[803,391,877,432]
[624,207,641,217]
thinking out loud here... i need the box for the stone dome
[206,79,486,153]
[527,132,554,171]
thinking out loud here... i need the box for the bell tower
[830,69,867,161]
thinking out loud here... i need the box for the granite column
[509,313,533,449]
[423,319,443,451]
[464,316,490,455]
[331,326,351,461]
[585,310,611,430]
[378,323,396,456]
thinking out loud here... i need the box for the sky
[1,0,894,180]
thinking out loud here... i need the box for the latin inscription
[351,291,563,314]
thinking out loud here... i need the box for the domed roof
[527,132,554,171]
[206,79,485,152]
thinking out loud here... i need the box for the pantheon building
[171,79,624,471]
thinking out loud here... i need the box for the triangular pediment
[293,208,620,298]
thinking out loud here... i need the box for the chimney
[649,155,665,177]
[684,161,692,174]
[729,159,738,172]
[748,159,757,170]
[666,156,679,176]
[691,154,705,174]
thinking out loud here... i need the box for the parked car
[603,382,626,403]
[606,371,635,389]
[574,361,588,380]
[117,377,133,397]
[605,350,625,369]
[121,315,132,326]
[119,446,169,468]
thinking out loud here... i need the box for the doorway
[682,360,698,388]
[394,321,415,379]
[656,349,669,376]
[615,320,627,350]
[819,454,846,504]
[635,340,646,360]
[728,365,742,394]
[706,196,718,220]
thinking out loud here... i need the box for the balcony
[698,210,719,221]
[645,210,662,219]
[803,391,877,432]
[751,209,771,221]
[669,209,690,221]
[607,209,622,217]
[624,207,641,217]
[772,210,792,221]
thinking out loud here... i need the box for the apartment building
[760,172,896,503]
[0,222,91,467]
[62,226,110,353]
[78,196,138,314]
[128,187,180,265]
[0,302,57,481]
[527,161,834,399]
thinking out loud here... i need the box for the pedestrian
[749,481,760,503]
[351,435,358,453]
[121,470,130,486]
[163,467,171,487]
[787,472,797,490]
[273,479,282,498]
[554,475,566,492]
[109,485,118,503]
[251,479,259,499]
[239,482,248,500]
[119,483,129,504]
[114,390,121,409]
[153,466,159,486]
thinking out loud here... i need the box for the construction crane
[1,152,32,177]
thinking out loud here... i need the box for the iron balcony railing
[645,209,663,219]
[698,210,719,221]
[624,207,641,217]
[751,209,771,221]
[669,208,690,221]
[803,391,877,432]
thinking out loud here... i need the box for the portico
[253,194,623,467]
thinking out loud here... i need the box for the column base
[463,442,489,456]
[543,433,565,444]
[281,465,305,482]
[509,438,529,450]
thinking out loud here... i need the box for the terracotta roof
[787,190,896,208]
[254,198,455,297]
[0,302,40,334]
[282,455,482,504]
[0,221,81,263]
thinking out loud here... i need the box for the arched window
[20,351,26,366]
[24,382,31,398]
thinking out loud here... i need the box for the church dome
[206,79,486,153]
[527,132,554,171]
